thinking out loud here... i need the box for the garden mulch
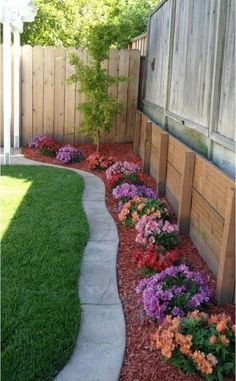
[22,143,235,381]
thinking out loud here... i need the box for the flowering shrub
[133,246,182,274]
[113,183,158,202]
[56,145,84,164]
[151,311,235,380]
[38,138,61,157]
[86,152,114,170]
[106,161,140,180]
[27,135,50,148]
[136,264,211,322]
[108,172,145,188]
[118,196,169,226]
[135,215,178,249]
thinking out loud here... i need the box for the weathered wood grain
[21,45,33,145]
[32,46,44,138]
[54,47,65,142]
[43,47,54,135]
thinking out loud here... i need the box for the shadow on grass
[1,165,89,381]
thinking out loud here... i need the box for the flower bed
[22,141,234,381]
[151,312,235,380]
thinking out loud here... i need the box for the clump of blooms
[106,161,140,180]
[27,135,50,148]
[135,215,178,249]
[136,264,211,322]
[56,145,84,164]
[118,196,169,226]
[113,183,158,202]
[133,246,182,274]
[86,152,114,170]
[108,172,145,188]
[38,138,61,157]
[151,312,235,380]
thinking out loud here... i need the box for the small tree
[68,23,127,151]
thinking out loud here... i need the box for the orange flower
[191,351,213,375]
[207,353,218,366]
[137,203,145,211]
[131,211,139,222]
[209,313,231,325]
[220,334,230,346]
[216,321,228,333]
[209,335,217,344]
[175,333,192,355]
[200,359,213,375]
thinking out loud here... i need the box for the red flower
[132,247,182,272]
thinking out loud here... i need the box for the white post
[3,21,11,165]
[13,30,20,148]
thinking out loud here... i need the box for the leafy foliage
[69,50,126,149]
[18,0,159,48]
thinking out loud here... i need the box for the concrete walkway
[1,149,126,381]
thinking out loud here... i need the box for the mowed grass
[1,165,89,381]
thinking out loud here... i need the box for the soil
[22,143,235,381]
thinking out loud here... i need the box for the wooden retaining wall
[0,46,140,146]
[134,110,235,304]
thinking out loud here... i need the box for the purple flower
[136,264,211,322]
[112,183,158,200]
[106,161,140,180]
[56,145,83,164]
[27,135,50,148]
[172,307,184,317]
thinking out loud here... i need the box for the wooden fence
[129,33,147,56]
[143,0,235,179]
[134,110,235,304]
[0,46,140,146]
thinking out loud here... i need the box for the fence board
[54,47,65,142]
[116,49,129,142]
[21,45,33,146]
[32,46,44,138]
[43,47,54,135]
[64,47,76,144]
[126,50,140,141]
[107,49,119,143]
[74,49,87,144]
[217,0,235,140]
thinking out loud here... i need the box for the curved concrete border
[2,150,126,381]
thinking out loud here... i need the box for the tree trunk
[96,130,100,152]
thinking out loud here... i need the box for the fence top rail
[130,32,147,43]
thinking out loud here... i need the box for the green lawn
[1,165,89,381]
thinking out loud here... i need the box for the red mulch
[22,143,235,381]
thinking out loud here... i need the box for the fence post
[216,188,235,304]
[156,131,169,197]
[177,151,195,234]
[133,110,142,154]
[142,120,152,173]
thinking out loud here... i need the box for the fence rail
[134,110,235,304]
[129,33,147,56]
[0,46,140,146]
